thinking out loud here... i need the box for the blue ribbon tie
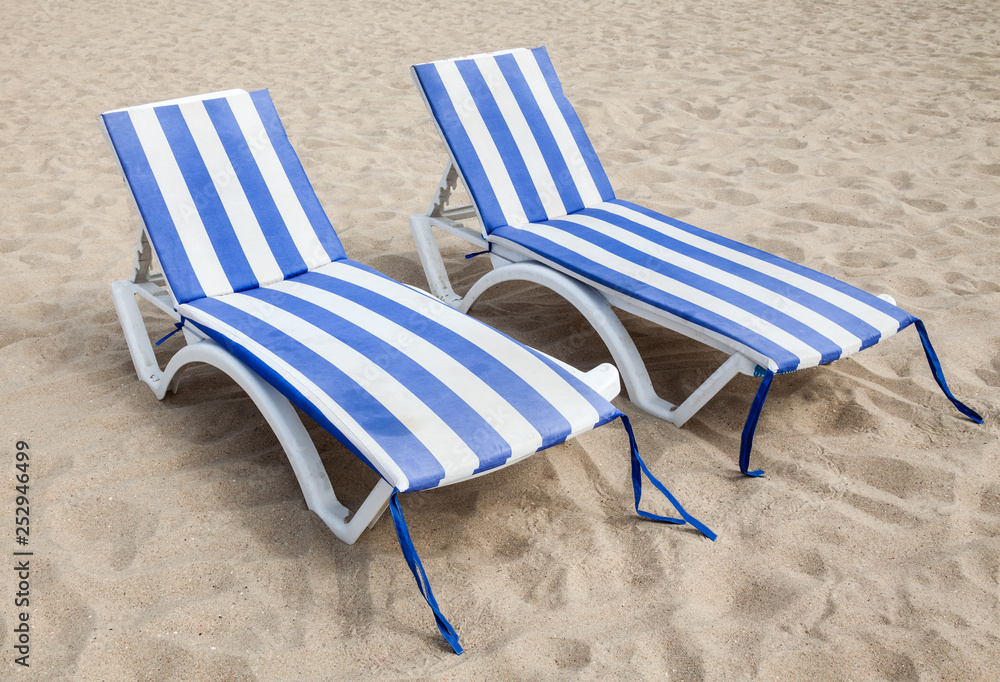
[388,489,463,655]
[622,415,716,541]
[155,316,187,346]
[913,319,982,423]
[739,370,773,477]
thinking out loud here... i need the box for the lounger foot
[409,214,476,308]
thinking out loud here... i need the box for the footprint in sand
[901,198,948,213]
[787,95,832,111]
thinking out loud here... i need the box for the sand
[1,0,998,678]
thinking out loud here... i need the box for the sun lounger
[100,88,714,654]
[408,47,982,477]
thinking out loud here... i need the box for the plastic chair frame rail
[410,161,897,427]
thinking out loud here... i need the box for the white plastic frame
[111,265,393,544]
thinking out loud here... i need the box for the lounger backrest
[101,89,346,304]
[413,47,616,234]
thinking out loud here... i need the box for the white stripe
[315,262,603,426]
[270,276,546,456]
[501,224,821,368]
[560,212,865,357]
[178,100,285,288]
[215,292,483,486]
[226,94,333,271]
[604,202,902,333]
[435,60,529,228]
[475,57,567,219]
[127,107,231,297]
[178,302,411,491]
[514,50,604,208]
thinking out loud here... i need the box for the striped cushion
[180,259,620,492]
[489,200,915,374]
[102,90,346,304]
[412,47,615,233]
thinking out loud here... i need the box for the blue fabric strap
[913,319,983,424]
[155,316,187,346]
[622,415,716,541]
[464,250,490,259]
[388,489,464,655]
[739,369,774,477]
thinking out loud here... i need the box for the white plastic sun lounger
[100,88,714,654]
[409,47,982,477]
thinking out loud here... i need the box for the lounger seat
[100,87,713,654]
[489,199,913,375]
[181,258,619,493]
[409,47,982,477]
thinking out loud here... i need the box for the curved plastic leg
[409,214,465,307]
[459,261,749,426]
[111,279,172,389]
[162,341,395,544]
[111,280,392,544]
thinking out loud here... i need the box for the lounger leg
[459,261,753,426]
[112,280,392,544]
[409,214,463,307]
[163,342,398,544]
[111,279,170,390]
[668,354,752,427]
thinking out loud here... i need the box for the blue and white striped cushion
[490,200,915,374]
[102,90,346,304]
[413,50,916,374]
[181,259,620,492]
[412,47,615,233]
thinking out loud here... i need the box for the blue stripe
[583,207,886,348]
[101,111,206,304]
[913,319,984,424]
[242,285,514,475]
[154,105,259,294]
[186,295,448,491]
[539,217,843,365]
[202,97,309,278]
[495,53,585,215]
[613,200,915,332]
[530,47,615,202]
[455,60,546,224]
[490,225,803,371]
[249,89,347,264]
[306,261,580,454]
[413,64,507,231]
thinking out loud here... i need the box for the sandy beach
[2,0,998,678]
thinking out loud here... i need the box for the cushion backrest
[412,47,615,234]
[102,89,345,304]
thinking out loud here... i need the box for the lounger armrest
[550,359,620,402]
